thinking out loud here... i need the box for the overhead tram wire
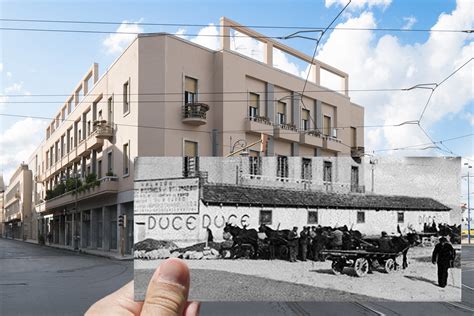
[0,18,472,33]
[2,87,409,97]
[0,112,425,135]
[299,0,352,130]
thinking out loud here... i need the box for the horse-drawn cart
[320,249,405,277]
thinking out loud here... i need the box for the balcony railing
[93,120,114,139]
[245,116,274,136]
[182,102,209,125]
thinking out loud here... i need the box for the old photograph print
[134,157,462,301]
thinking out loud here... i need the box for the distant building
[3,165,32,239]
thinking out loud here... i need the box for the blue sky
[0,0,473,208]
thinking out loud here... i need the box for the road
[0,238,133,315]
[1,239,473,315]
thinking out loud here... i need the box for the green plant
[65,178,82,192]
[85,173,97,184]
[45,190,54,200]
[105,171,114,177]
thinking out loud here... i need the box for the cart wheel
[384,258,395,273]
[354,258,369,277]
[331,260,345,275]
[279,245,289,260]
[220,249,233,259]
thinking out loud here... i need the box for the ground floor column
[102,206,111,251]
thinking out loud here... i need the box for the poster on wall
[134,156,462,302]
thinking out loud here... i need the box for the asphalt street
[1,239,473,315]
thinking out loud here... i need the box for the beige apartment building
[11,17,364,256]
[3,165,33,240]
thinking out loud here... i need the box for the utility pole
[464,163,472,244]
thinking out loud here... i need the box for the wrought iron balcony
[182,102,209,125]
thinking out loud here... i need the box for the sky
[0,0,473,211]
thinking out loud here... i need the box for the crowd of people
[285,225,355,263]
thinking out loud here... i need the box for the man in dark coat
[378,231,394,253]
[312,229,326,261]
[288,227,298,262]
[432,237,455,288]
[299,226,309,261]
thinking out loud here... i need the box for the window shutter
[185,77,197,93]
[302,109,309,120]
[184,141,198,156]
[277,101,285,114]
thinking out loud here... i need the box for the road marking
[462,284,474,291]
[352,302,386,316]
[445,302,474,313]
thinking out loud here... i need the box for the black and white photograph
[134,156,462,302]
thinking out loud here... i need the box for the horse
[258,224,291,259]
[390,232,419,269]
[223,223,259,258]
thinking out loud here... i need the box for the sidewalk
[2,237,132,260]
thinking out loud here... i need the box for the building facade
[10,17,365,256]
[3,165,33,240]
[134,157,451,245]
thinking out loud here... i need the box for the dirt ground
[135,246,462,301]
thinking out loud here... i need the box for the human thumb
[140,258,190,316]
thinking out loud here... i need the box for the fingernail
[155,259,188,287]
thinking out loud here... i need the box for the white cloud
[315,0,474,154]
[402,16,417,30]
[325,0,392,11]
[0,118,47,184]
[103,19,144,54]
[189,24,220,50]
[0,63,3,72]
[175,28,187,39]
[6,71,12,79]
[4,82,23,93]
[466,112,474,126]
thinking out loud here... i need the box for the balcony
[182,102,209,125]
[245,116,273,136]
[93,120,114,139]
[274,123,299,142]
[323,136,346,152]
[300,130,323,147]
[45,176,119,210]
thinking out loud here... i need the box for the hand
[86,258,200,316]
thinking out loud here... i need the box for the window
[87,165,91,175]
[67,99,73,114]
[248,93,259,118]
[323,161,332,183]
[87,121,91,136]
[249,151,262,176]
[259,210,272,225]
[97,160,102,179]
[301,109,310,131]
[357,211,365,223]
[184,77,197,104]
[350,127,357,147]
[183,140,199,177]
[107,96,114,123]
[323,115,331,136]
[302,158,312,180]
[398,212,404,223]
[308,211,318,224]
[61,135,66,157]
[123,80,130,114]
[351,166,359,192]
[277,101,286,125]
[61,108,66,122]
[123,143,130,176]
[98,110,103,121]
[277,155,289,179]
[107,152,113,174]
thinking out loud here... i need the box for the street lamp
[464,163,472,244]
